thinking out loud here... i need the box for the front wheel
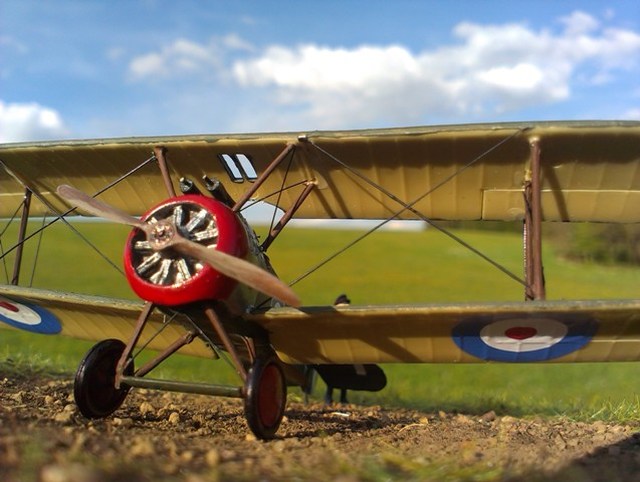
[244,357,287,439]
[74,339,133,419]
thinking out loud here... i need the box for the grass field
[2,219,640,422]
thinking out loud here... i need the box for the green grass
[2,220,640,422]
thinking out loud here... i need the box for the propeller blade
[171,237,301,307]
[56,184,147,231]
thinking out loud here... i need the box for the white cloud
[230,10,640,127]
[0,35,28,54]
[120,11,640,129]
[129,38,222,80]
[559,10,600,35]
[128,36,254,81]
[622,108,640,120]
[0,101,68,143]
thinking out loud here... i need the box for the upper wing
[0,285,212,358]
[249,300,640,364]
[2,121,640,222]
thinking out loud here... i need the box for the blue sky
[1,0,639,143]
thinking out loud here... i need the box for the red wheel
[244,357,286,439]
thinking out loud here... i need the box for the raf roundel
[452,314,597,362]
[0,296,61,335]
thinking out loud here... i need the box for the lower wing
[0,284,212,358]
[2,284,640,365]
[250,300,640,364]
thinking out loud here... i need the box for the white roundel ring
[0,296,61,334]
[452,314,597,362]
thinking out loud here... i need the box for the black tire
[244,357,286,439]
[74,339,133,419]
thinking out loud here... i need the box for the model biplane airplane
[1,121,640,439]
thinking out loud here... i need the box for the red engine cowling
[123,195,249,306]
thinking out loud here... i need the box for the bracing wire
[289,128,530,288]
[0,155,157,278]
[267,147,296,233]
[0,201,23,283]
[239,180,310,212]
[28,213,48,287]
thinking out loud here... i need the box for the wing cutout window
[219,154,257,183]
[236,154,258,180]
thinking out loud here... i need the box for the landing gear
[244,357,287,439]
[74,339,133,419]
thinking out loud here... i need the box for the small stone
[139,401,155,416]
[40,463,101,482]
[130,437,154,457]
[63,404,76,413]
[162,463,180,475]
[180,450,195,462]
[111,417,133,428]
[205,448,221,467]
[168,412,180,425]
[54,411,73,424]
[480,411,497,422]
[245,433,257,442]
[44,395,55,405]
[455,414,473,424]
[593,421,608,433]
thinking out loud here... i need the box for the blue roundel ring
[452,313,597,362]
[0,296,61,335]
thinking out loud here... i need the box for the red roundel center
[0,301,18,313]
[505,326,537,340]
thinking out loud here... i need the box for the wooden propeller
[56,185,301,307]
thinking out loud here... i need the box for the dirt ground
[1,373,640,482]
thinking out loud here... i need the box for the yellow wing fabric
[1,121,640,222]
[3,284,640,365]
[0,285,212,358]
[249,300,640,364]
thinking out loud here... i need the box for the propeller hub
[148,220,176,250]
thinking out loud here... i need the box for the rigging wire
[0,154,157,278]
[0,238,6,284]
[239,179,310,212]
[131,309,179,360]
[289,128,530,288]
[0,201,23,283]
[28,213,48,287]
[266,148,296,233]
